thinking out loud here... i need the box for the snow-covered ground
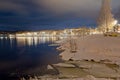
[39,75,114,80]
[20,35,120,80]
[59,34,120,65]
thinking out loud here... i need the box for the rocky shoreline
[3,60,120,80]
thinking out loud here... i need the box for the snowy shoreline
[58,34,120,65]
[6,35,120,80]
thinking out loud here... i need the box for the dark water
[0,37,61,79]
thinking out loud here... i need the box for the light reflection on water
[0,36,62,75]
[4,36,59,47]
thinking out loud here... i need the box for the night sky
[0,0,120,31]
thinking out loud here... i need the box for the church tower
[97,0,115,32]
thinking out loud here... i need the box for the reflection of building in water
[16,37,26,47]
[26,37,34,46]
[15,37,58,47]
[34,37,38,46]
[0,37,3,39]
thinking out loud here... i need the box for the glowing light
[9,34,15,39]
[27,37,34,46]
[16,37,26,47]
[112,20,118,26]
[26,32,32,36]
[33,32,38,36]
[0,37,3,39]
[16,33,25,37]
[34,37,38,46]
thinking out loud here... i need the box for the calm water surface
[0,37,62,75]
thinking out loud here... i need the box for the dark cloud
[0,0,119,31]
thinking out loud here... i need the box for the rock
[47,65,54,70]
[53,63,75,68]
[84,75,96,80]
[20,77,26,80]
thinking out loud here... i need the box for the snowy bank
[59,34,120,65]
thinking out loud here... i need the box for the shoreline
[50,34,120,79]
[59,34,120,65]
[1,34,120,80]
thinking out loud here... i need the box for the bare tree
[97,0,115,32]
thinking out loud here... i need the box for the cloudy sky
[0,0,120,31]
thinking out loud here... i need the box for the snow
[59,34,120,65]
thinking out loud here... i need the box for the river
[0,37,62,79]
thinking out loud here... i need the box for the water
[0,37,61,76]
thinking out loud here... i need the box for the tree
[97,0,115,32]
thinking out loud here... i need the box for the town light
[113,20,118,26]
